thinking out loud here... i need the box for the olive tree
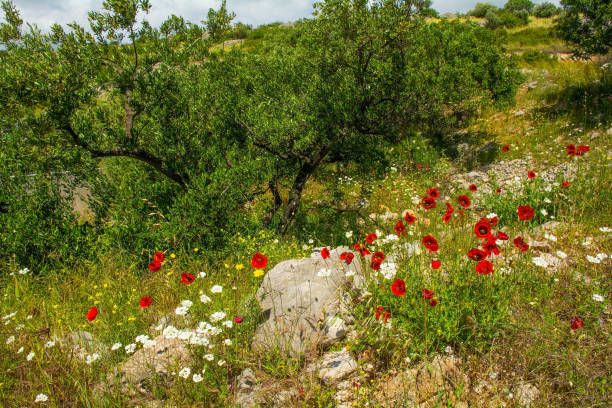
[555,0,612,56]
[221,0,521,234]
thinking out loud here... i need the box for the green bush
[504,0,535,14]
[485,9,502,29]
[533,2,560,18]
[468,2,499,18]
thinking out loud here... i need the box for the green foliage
[468,2,499,18]
[485,9,502,29]
[520,49,558,64]
[506,27,556,46]
[205,0,235,43]
[533,2,561,18]
[555,0,612,56]
[229,22,252,39]
[504,0,535,14]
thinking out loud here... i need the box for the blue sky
[9,1,561,31]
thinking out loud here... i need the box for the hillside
[1,9,611,408]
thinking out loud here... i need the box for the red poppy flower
[139,296,152,308]
[527,171,536,179]
[383,310,391,322]
[360,247,371,256]
[352,243,363,252]
[370,258,382,271]
[148,260,162,273]
[154,251,165,263]
[391,279,406,296]
[251,252,268,269]
[181,273,195,284]
[234,316,243,324]
[340,252,354,265]
[518,205,535,221]
[496,231,508,241]
[577,145,590,154]
[570,317,584,330]
[474,218,492,239]
[446,202,454,214]
[469,184,477,192]
[373,251,385,261]
[562,181,570,188]
[430,299,437,307]
[422,235,439,252]
[496,188,501,194]
[442,213,452,223]
[513,236,529,252]
[458,195,471,208]
[86,307,98,322]
[490,216,498,227]
[395,221,406,236]
[502,145,510,152]
[428,188,440,199]
[375,306,385,320]
[482,237,500,256]
[431,260,441,269]
[566,144,576,156]
[467,248,487,262]
[365,233,377,244]
[321,247,330,259]
[422,289,434,300]
[422,196,436,210]
[404,213,416,224]
[476,259,494,275]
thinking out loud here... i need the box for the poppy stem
[424,300,429,355]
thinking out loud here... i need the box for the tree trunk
[263,178,282,227]
[277,165,312,235]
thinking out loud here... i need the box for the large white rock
[253,247,363,355]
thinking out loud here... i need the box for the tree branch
[61,124,188,188]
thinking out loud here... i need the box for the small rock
[307,350,358,385]
[515,382,539,407]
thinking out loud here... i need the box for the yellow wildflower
[253,269,264,278]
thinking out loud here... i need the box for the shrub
[504,0,535,14]
[533,2,561,18]
[485,9,502,29]
[469,2,499,18]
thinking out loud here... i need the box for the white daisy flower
[599,227,612,233]
[209,311,226,323]
[556,250,568,259]
[217,359,226,367]
[198,271,207,278]
[143,339,156,349]
[592,294,604,302]
[111,342,122,351]
[174,306,189,316]
[34,394,48,403]
[135,334,150,344]
[44,341,55,348]
[210,285,223,294]
[86,353,100,365]
[586,255,601,264]
[532,257,549,268]
[204,353,214,361]
[544,233,557,242]
[200,294,212,304]
[192,373,203,383]
[540,208,548,216]
[180,300,193,308]
[26,352,35,361]
[18,268,30,275]
[345,231,353,239]
[178,367,191,379]
[222,320,233,329]
[224,338,232,346]
[6,335,15,345]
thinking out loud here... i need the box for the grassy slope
[1,18,611,407]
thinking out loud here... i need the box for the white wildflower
[174,306,189,316]
[582,237,593,246]
[487,213,497,219]
[540,208,548,216]
[556,250,568,259]
[204,353,214,361]
[345,269,356,278]
[26,352,35,361]
[177,329,193,341]
[317,268,332,277]
[222,320,233,329]
[198,271,207,278]
[180,299,193,308]
[532,257,549,268]
[308,239,314,244]
[345,231,353,239]
[2,312,16,320]
[143,339,156,349]
[18,267,30,275]
[380,262,397,280]
[544,233,557,242]
[17,346,24,353]
[217,359,226,367]
[592,294,604,302]
[44,340,55,348]
[596,253,608,260]
[34,394,48,403]
[135,334,150,344]
[111,342,122,351]
[200,294,212,303]
[178,367,191,379]
[210,285,223,294]
[125,343,137,354]
[586,255,601,264]
[26,315,33,320]
[189,334,210,346]
[302,244,309,250]
[224,338,232,346]
[86,353,100,365]
[6,335,15,345]
[192,373,203,383]
[209,311,226,323]
[599,227,612,233]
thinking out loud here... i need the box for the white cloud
[8,1,563,32]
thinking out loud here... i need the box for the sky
[8,1,561,32]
